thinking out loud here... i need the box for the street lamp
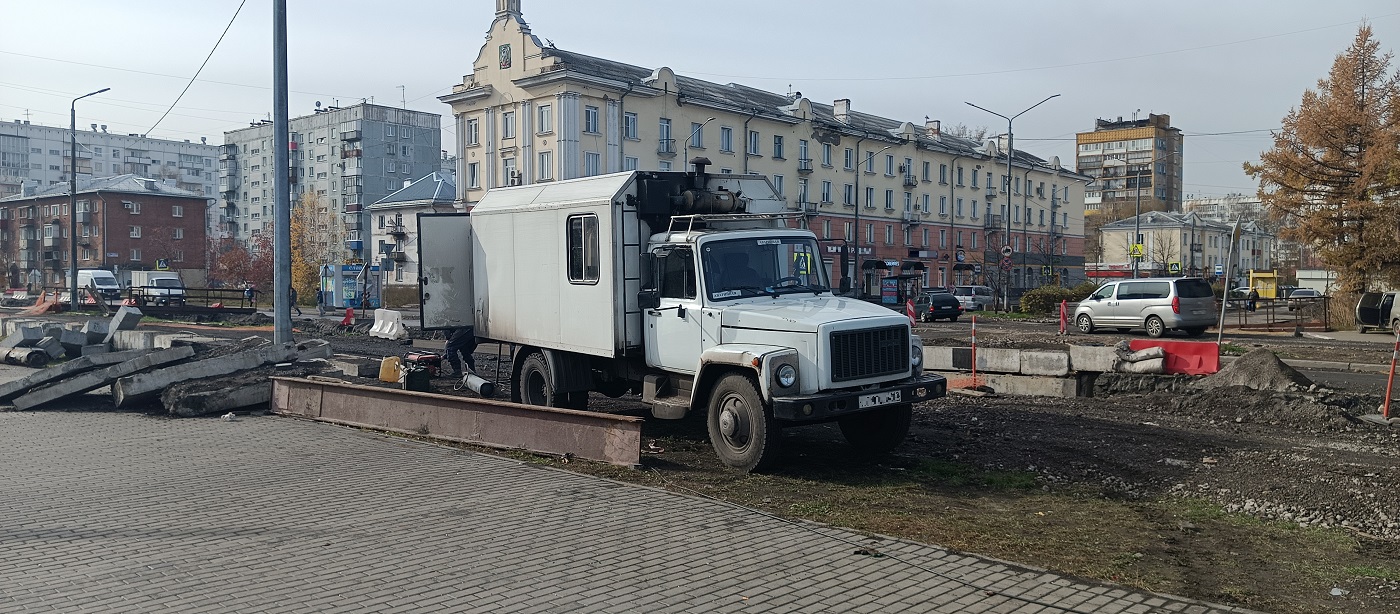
[852,141,897,298]
[70,87,109,312]
[966,94,1060,309]
[1128,149,1181,278]
[682,117,716,170]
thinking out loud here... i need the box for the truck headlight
[776,364,797,388]
[910,343,923,368]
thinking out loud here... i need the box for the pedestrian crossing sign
[1128,244,1145,258]
[1168,262,1181,275]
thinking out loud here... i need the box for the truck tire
[512,351,571,408]
[838,403,912,456]
[707,373,780,473]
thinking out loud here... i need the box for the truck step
[650,396,691,420]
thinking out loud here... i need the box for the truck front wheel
[707,373,780,473]
[838,403,912,456]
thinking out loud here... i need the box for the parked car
[953,285,995,311]
[1073,277,1217,338]
[914,291,964,322]
[1355,291,1399,334]
[1286,288,1321,311]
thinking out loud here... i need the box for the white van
[953,285,995,311]
[71,269,122,302]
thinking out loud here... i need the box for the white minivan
[71,269,123,302]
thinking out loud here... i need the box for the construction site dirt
[125,316,1400,614]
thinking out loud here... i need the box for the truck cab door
[417,213,475,330]
[644,248,703,374]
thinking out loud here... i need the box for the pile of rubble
[0,307,332,416]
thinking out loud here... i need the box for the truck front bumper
[770,373,948,422]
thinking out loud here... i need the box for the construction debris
[161,360,330,417]
[0,349,150,403]
[1199,348,1314,392]
[13,346,196,410]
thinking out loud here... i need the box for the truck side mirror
[638,289,660,310]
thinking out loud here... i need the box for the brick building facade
[0,174,208,288]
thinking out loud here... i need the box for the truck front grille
[830,325,908,383]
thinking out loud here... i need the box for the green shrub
[1019,285,1075,314]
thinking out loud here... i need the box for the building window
[503,157,517,184]
[584,106,600,134]
[538,151,553,180]
[956,167,964,186]
[864,152,875,174]
[719,127,733,152]
[624,113,638,140]
[658,118,672,145]
[822,143,833,167]
[823,219,831,239]
[798,139,809,163]
[773,175,785,196]
[747,130,760,155]
[939,164,948,184]
[584,152,601,176]
[537,105,553,134]
[843,184,854,206]
[922,161,930,181]
[130,248,141,261]
[956,198,964,217]
[623,156,638,171]
[659,161,672,171]
[971,200,979,219]
[820,181,832,203]
[922,228,929,247]
[844,148,854,170]
[921,194,930,213]
[885,155,895,176]
[903,192,912,212]
[885,224,894,245]
[385,125,395,138]
[129,226,141,238]
[502,112,516,139]
[468,162,480,188]
[567,214,600,284]
[884,189,894,210]
[797,179,809,203]
[772,135,784,159]
[866,223,874,244]
[690,123,704,148]
[865,186,874,209]
[173,228,184,240]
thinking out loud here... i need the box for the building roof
[1101,211,1270,235]
[370,172,455,208]
[539,48,1069,173]
[0,174,204,202]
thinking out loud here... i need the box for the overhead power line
[147,0,248,134]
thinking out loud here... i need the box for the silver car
[1073,277,1217,338]
[953,285,995,311]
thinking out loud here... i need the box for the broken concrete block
[2,347,50,369]
[0,349,152,402]
[35,336,64,359]
[82,320,109,345]
[13,346,194,411]
[60,329,88,358]
[81,344,109,356]
[110,330,160,351]
[102,307,143,344]
[294,339,332,360]
[1068,345,1119,373]
[329,354,377,377]
[160,360,330,417]
[0,326,44,349]
[112,343,298,408]
[165,336,229,353]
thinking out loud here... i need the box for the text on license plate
[1192,309,1207,315]
[858,390,902,409]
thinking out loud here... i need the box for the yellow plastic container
[378,356,402,382]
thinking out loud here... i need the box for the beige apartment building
[1077,114,1184,217]
[441,0,1091,296]
[1090,211,1275,280]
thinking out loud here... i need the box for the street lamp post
[1130,149,1180,278]
[682,117,716,171]
[966,94,1060,310]
[70,87,110,312]
[852,141,896,298]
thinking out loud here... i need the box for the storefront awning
[899,260,927,271]
[861,259,891,270]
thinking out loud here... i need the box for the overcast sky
[3,1,1397,198]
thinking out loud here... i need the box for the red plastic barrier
[1128,339,1220,375]
[341,307,355,326]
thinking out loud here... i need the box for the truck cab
[419,164,945,471]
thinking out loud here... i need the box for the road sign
[1000,245,1013,258]
[1214,264,1224,275]
[955,249,966,263]
[1128,244,1145,258]
[1041,265,1052,276]
[973,263,982,274]
[1167,262,1182,275]
[155,258,170,271]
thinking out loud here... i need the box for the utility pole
[272,0,292,343]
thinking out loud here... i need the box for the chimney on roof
[21,180,38,197]
[496,0,522,18]
[143,180,157,190]
[90,123,98,131]
[925,119,941,138]
[100,125,107,133]
[834,99,851,123]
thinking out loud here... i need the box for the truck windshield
[701,236,829,301]
[153,279,182,288]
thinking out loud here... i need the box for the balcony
[657,139,676,156]
[985,187,997,198]
[345,220,363,232]
[20,238,36,250]
[43,236,59,248]
[344,203,363,214]
[344,240,363,251]
[390,250,407,262]
[902,174,917,188]
[797,158,813,174]
[345,167,364,177]
[341,130,361,141]
[797,200,818,215]
[387,222,407,236]
[983,214,1004,229]
[76,211,91,225]
[901,210,921,225]
[341,148,362,159]
[18,250,35,264]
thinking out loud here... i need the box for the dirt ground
[124,316,1400,613]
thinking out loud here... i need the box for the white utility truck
[418,163,946,471]
[128,270,186,306]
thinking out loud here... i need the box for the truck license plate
[858,390,902,409]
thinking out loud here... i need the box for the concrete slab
[1068,345,1119,373]
[162,360,331,417]
[13,346,194,411]
[112,343,298,408]
[0,327,44,349]
[974,347,1021,373]
[1,347,50,368]
[932,370,1078,398]
[102,307,143,345]
[329,354,378,377]
[35,336,64,359]
[110,330,161,351]
[294,339,332,360]
[80,344,109,356]
[81,320,109,345]
[0,349,152,402]
[1021,350,1071,377]
[60,329,88,358]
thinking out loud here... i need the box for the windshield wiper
[774,283,827,296]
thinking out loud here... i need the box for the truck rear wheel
[838,403,912,456]
[707,373,780,473]
[511,351,586,409]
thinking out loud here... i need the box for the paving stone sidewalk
[0,411,1257,614]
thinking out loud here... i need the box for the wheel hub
[718,407,739,438]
